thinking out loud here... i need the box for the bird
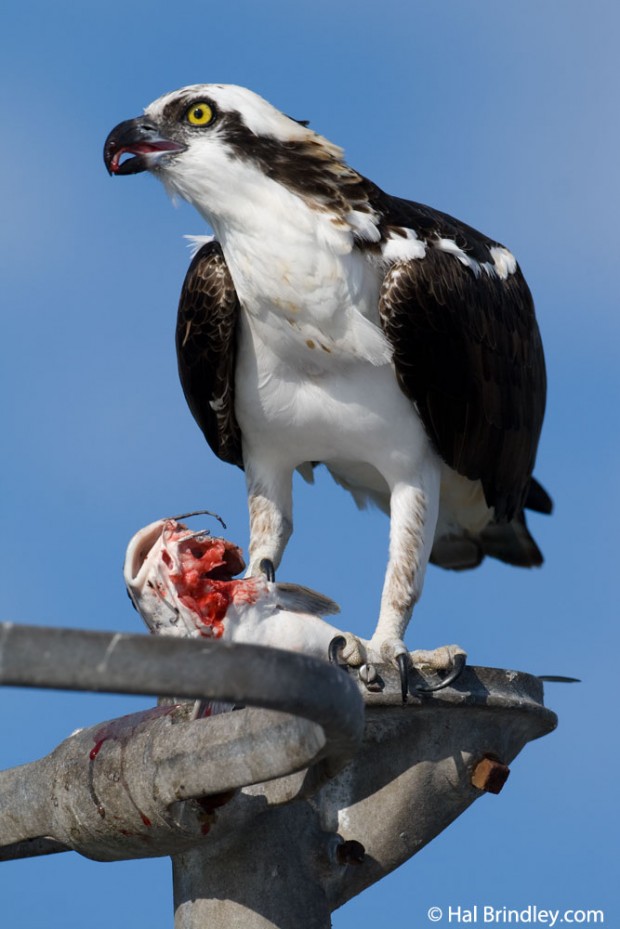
[104,84,551,695]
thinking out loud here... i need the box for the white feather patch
[435,238,517,280]
[184,233,215,258]
[489,246,517,279]
[346,209,381,243]
[382,228,426,262]
[436,237,482,276]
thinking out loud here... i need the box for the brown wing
[379,248,546,521]
[176,240,243,467]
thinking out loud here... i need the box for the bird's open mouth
[104,117,186,175]
[107,141,186,175]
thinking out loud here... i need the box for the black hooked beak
[104,116,186,176]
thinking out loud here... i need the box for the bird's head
[103,84,375,234]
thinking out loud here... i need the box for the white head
[103,84,359,227]
[103,83,383,248]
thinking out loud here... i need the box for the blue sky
[1,0,617,925]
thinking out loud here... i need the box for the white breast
[213,187,438,494]
[208,163,390,360]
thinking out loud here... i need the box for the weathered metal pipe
[0,702,332,860]
[0,623,364,772]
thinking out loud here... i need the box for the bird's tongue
[109,140,185,175]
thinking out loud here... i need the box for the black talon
[328,635,347,667]
[397,653,409,704]
[259,558,276,582]
[414,653,467,693]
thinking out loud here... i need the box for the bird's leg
[373,479,468,696]
[340,475,439,699]
[245,464,293,582]
[372,481,433,654]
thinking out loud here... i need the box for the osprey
[104,84,551,691]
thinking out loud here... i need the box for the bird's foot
[409,644,467,692]
[328,633,410,703]
[328,635,467,702]
[328,631,387,671]
[372,637,411,703]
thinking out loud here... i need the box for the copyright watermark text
[426,906,604,925]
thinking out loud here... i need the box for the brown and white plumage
[105,84,551,680]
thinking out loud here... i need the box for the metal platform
[0,623,556,928]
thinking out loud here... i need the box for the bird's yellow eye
[186,102,214,126]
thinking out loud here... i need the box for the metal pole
[0,623,364,773]
[173,802,333,929]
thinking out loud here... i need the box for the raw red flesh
[162,525,260,638]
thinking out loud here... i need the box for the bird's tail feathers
[477,513,544,567]
[525,477,553,515]
[431,511,544,571]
